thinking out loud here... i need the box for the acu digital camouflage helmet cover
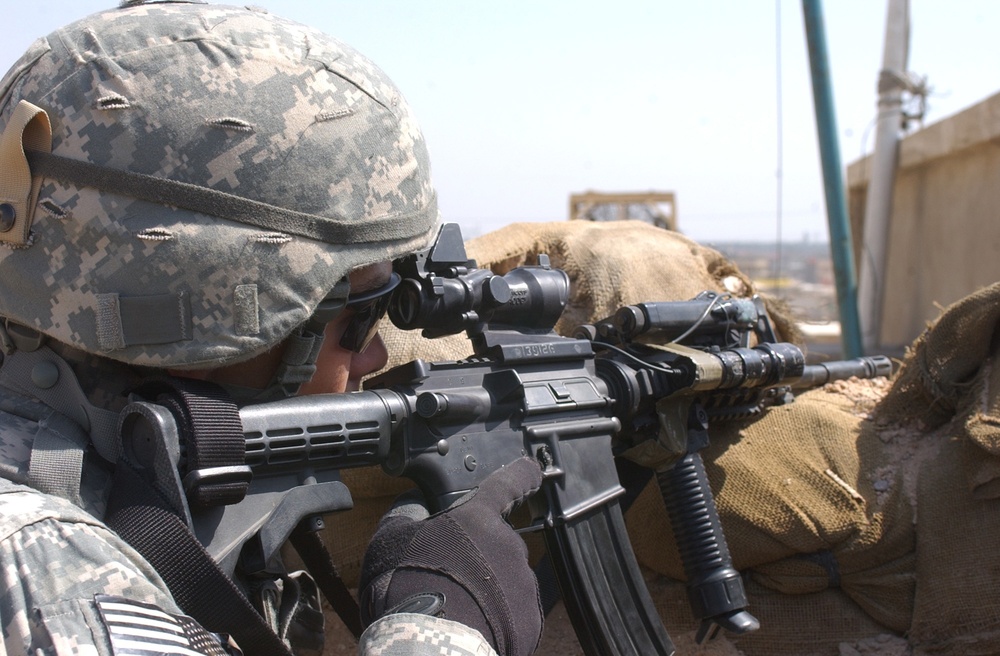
[0,0,439,369]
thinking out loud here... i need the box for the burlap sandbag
[872,281,1000,655]
[461,220,778,340]
[908,435,1000,655]
[626,382,916,638]
[878,282,1000,432]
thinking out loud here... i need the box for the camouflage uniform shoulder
[0,478,176,604]
[0,477,104,540]
[0,371,114,518]
[0,478,184,655]
[358,613,498,656]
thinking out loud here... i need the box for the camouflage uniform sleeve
[357,613,499,656]
[0,478,194,655]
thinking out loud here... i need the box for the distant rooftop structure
[569,191,677,231]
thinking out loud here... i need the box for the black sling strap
[133,379,251,509]
[106,378,366,650]
[105,378,293,656]
[106,462,296,656]
[290,520,364,639]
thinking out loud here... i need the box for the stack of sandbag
[632,280,1000,655]
[874,282,1000,655]
[627,376,916,654]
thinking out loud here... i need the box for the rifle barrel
[794,355,893,389]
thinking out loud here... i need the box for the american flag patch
[94,595,239,656]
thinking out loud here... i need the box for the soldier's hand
[359,457,544,656]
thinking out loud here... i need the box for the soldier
[0,2,542,655]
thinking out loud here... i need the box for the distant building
[569,191,677,231]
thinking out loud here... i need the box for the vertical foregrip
[657,453,759,642]
[543,501,675,656]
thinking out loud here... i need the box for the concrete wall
[847,90,1000,352]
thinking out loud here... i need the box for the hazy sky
[5,1,998,245]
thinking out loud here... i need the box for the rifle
[576,291,890,643]
[117,222,891,655]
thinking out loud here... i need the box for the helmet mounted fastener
[0,100,52,246]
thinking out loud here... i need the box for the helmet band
[25,150,436,245]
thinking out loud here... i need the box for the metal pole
[858,0,909,353]
[801,0,864,358]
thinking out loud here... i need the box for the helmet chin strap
[220,279,352,404]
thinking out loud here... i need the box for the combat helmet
[0,1,438,371]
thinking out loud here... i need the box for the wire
[667,294,730,345]
[591,293,730,371]
[590,341,677,375]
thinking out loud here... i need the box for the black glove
[359,457,544,656]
